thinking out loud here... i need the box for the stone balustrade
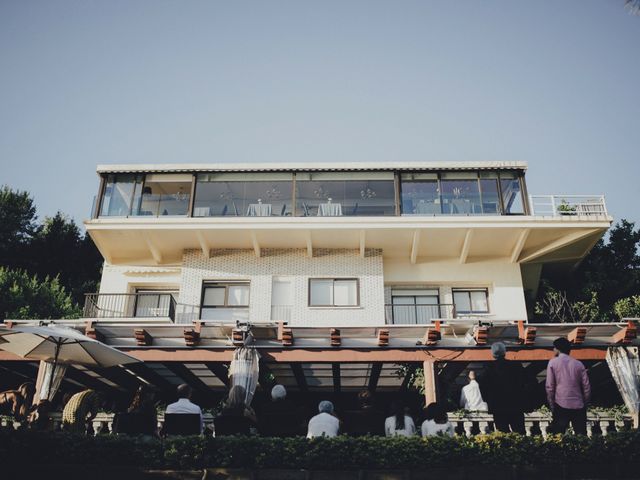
[1,411,633,437]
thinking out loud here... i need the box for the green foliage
[0,185,38,266]
[1,430,640,469]
[0,267,81,320]
[613,295,640,319]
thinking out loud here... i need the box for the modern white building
[85,161,611,328]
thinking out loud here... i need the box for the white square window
[309,279,359,307]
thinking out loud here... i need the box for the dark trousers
[493,411,525,434]
[550,404,587,435]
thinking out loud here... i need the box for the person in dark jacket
[481,342,526,434]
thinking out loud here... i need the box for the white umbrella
[0,324,140,401]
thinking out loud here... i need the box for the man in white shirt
[459,370,488,412]
[307,400,340,438]
[165,384,204,433]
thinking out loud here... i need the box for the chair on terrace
[163,413,201,435]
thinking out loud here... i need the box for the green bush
[1,429,640,470]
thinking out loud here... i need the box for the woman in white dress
[384,401,416,437]
[421,402,455,437]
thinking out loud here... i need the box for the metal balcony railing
[529,195,607,217]
[83,293,177,321]
[385,304,455,325]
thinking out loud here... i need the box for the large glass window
[193,173,293,217]
[453,289,489,314]
[479,172,501,214]
[390,289,440,324]
[400,173,441,215]
[309,278,359,306]
[99,174,143,217]
[134,174,192,216]
[440,172,482,215]
[201,282,250,321]
[134,289,178,318]
[500,172,525,214]
[296,172,395,217]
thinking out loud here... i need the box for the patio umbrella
[0,324,140,401]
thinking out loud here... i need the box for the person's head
[226,385,247,409]
[129,385,155,412]
[391,400,406,430]
[432,404,448,424]
[318,400,334,414]
[553,337,572,356]
[357,389,374,408]
[176,384,193,400]
[491,342,507,359]
[271,384,287,402]
[468,370,476,382]
[424,402,438,421]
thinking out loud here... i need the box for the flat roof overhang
[96,161,528,174]
[1,321,634,394]
[85,215,612,266]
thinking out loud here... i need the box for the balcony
[83,293,177,321]
[385,304,455,325]
[529,195,607,217]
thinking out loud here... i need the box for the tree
[26,213,103,303]
[0,186,38,268]
[0,267,81,321]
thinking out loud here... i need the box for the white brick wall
[179,248,386,327]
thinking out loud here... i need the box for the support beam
[332,363,341,393]
[511,229,531,263]
[459,229,474,264]
[330,328,341,347]
[410,230,421,264]
[196,232,211,258]
[88,366,143,391]
[290,363,308,393]
[204,362,230,387]
[306,231,313,258]
[144,236,163,264]
[251,231,261,258]
[125,363,175,392]
[423,360,438,405]
[184,322,201,347]
[65,366,122,393]
[518,229,599,263]
[134,329,152,346]
[359,230,366,258]
[568,327,587,345]
[611,321,637,345]
[163,363,211,396]
[368,362,383,393]
[377,328,390,347]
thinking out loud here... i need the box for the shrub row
[2,429,640,470]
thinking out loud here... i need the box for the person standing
[546,337,591,435]
[482,342,526,434]
[61,389,102,434]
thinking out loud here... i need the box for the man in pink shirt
[546,337,591,435]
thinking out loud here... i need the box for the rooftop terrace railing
[529,195,608,217]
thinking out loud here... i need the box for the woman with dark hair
[421,402,455,437]
[384,400,416,436]
[113,385,158,436]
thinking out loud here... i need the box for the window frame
[451,288,490,315]
[308,278,360,307]
[201,281,251,309]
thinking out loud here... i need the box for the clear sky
[1,1,638,227]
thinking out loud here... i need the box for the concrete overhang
[85,215,612,266]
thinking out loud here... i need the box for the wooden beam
[518,229,599,263]
[196,232,211,258]
[251,231,261,258]
[611,321,637,345]
[184,322,201,347]
[88,366,142,391]
[330,328,341,347]
[410,229,421,264]
[568,327,587,345]
[144,236,163,264]
[368,362,383,393]
[306,231,313,258]
[517,321,537,345]
[377,328,390,347]
[125,363,175,392]
[511,229,531,263]
[423,360,438,405]
[359,230,366,258]
[332,363,341,393]
[204,362,230,387]
[290,363,308,393]
[459,229,474,264]
[163,363,211,395]
[134,329,152,346]
[65,366,122,393]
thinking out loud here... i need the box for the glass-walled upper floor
[95,169,528,218]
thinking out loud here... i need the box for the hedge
[1,429,640,470]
